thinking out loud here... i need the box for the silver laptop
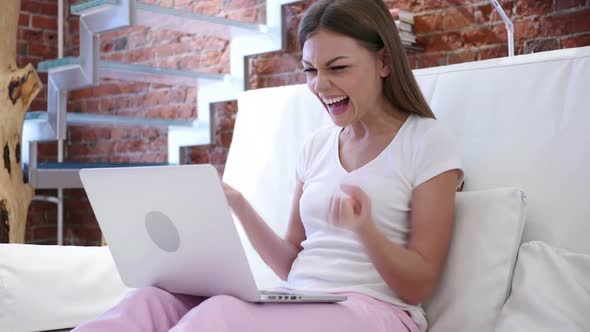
[79,164,346,303]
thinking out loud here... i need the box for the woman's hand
[222,182,245,211]
[329,184,375,234]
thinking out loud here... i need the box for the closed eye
[303,68,317,73]
[330,66,348,71]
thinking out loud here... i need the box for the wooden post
[0,0,43,243]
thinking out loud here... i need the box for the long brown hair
[298,0,435,119]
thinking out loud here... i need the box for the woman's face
[302,29,390,127]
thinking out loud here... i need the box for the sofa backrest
[414,46,590,255]
[223,46,590,289]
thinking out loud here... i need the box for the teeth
[323,96,348,105]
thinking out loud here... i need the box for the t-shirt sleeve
[412,123,464,189]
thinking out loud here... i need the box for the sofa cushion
[0,244,130,332]
[424,187,527,332]
[495,241,590,332]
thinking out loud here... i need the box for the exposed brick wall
[19,0,590,245]
[17,0,60,244]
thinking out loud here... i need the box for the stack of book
[390,9,417,47]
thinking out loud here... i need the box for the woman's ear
[378,48,391,78]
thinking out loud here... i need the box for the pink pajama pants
[73,287,419,332]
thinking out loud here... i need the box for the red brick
[121,82,150,94]
[479,45,510,60]
[68,17,79,34]
[223,0,264,11]
[38,2,57,16]
[64,225,102,245]
[405,54,417,69]
[63,198,93,213]
[145,105,183,119]
[541,10,590,36]
[29,97,46,110]
[42,30,57,46]
[200,49,224,66]
[414,14,443,34]
[17,42,28,55]
[93,141,115,155]
[190,0,222,16]
[138,153,167,163]
[185,87,198,103]
[444,8,475,31]
[285,16,302,52]
[561,33,590,48]
[108,95,135,111]
[22,29,43,43]
[101,40,114,53]
[21,1,42,14]
[114,140,146,153]
[32,15,57,30]
[19,14,30,27]
[462,27,499,47]
[103,52,124,62]
[422,32,463,52]
[511,18,540,41]
[155,57,180,70]
[227,7,261,24]
[148,29,183,45]
[448,50,477,64]
[148,137,167,151]
[174,55,198,72]
[92,83,123,97]
[389,0,423,12]
[127,48,152,63]
[175,0,193,7]
[417,54,447,69]
[189,35,227,50]
[555,0,586,10]
[85,99,101,113]
[155,43,191,58]
[143,89,186,106]
[209,148,228,165]
[67,142,92,156]
[143,128,161,138]
[474,2,514,24]
[515,0,552,17]
[155,0,172,7]
[522,38,559,53]
[217,131,234,148]
[264,72,306,87]
[188,148,210,164]
[28,43,57,58]
[69,88,92,100]
[31,225,58,242]
[254,56,300,75]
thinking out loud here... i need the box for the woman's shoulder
[405,113,455,144]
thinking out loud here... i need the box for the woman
[74,0,463,331]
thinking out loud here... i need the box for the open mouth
[327,97,350,115]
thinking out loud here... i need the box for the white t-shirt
[280,113,464,331]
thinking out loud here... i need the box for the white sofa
[2,46,589,332]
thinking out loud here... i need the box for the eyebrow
[302,56,349,67]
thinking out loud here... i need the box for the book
[399,31,416,44]
[395,19,413,32]
[389,8,414,24]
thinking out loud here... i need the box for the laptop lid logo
[145,210,181,252]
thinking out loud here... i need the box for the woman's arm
[333,169,460,305]
[223,179,306,280]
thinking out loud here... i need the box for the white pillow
[495,241,590,332]
[0,244,131,332]
[424,187,527,332]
